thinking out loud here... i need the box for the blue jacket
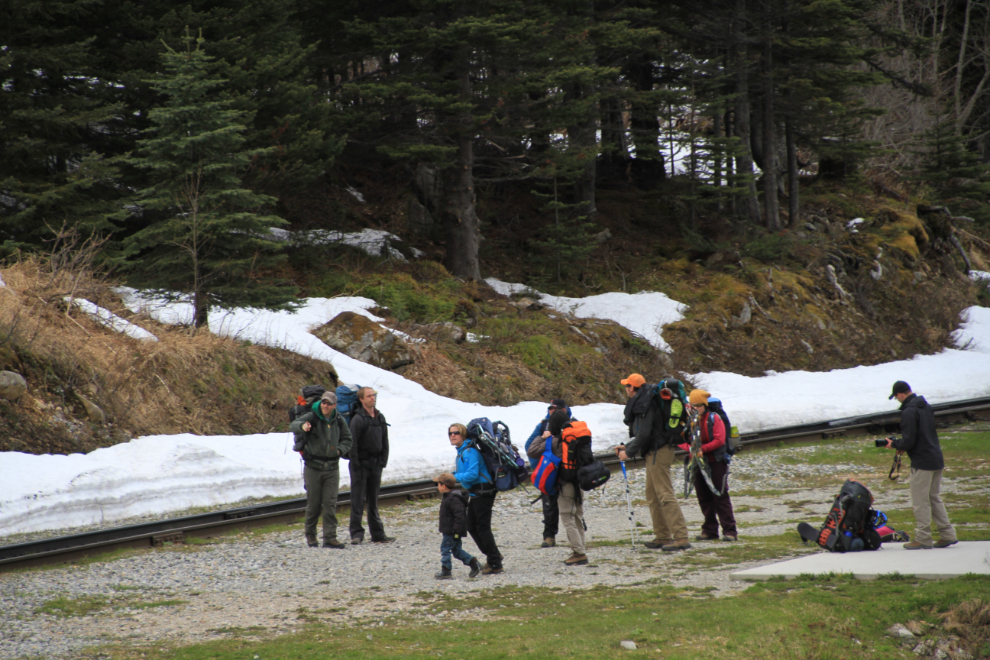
[453,438,492,495]
[524,407,575,469]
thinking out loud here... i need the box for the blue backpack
[467,417,527,492]
[336,384,361,424]
[530,437,560,495]
[706,397,738,462]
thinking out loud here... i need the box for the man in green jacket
[290,390,353,548]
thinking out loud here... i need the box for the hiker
[448,422,504,574]
[524,398,574,548]
[348,387,394,544]
[680,389,738,542]
[431,472,483,579]
[615,373,691,552]
[289,390,353,548]
[884,381,958,549]
[550,410,591,565]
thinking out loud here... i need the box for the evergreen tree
[0,0,121,256]
[119,31,297,329]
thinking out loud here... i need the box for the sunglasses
[448,431,462,436]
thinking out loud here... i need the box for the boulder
[75,391,106,424]
[313,312,414,370]
[0,370,27,402]
[420,322,466,343]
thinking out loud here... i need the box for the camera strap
[888,451,904,481]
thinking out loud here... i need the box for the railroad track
[3,396,988,572]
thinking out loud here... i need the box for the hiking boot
[323,539,346,549]
[564,552,589,566]
[661,540,692,552]
[372,536,396,544]
[643,539,673,550]
[350,537,363,545]
[541,537,556,548]
[306,534,318,548]
[903,541,932,550]
[695,533,719,541]
[722,534,738,542]
[468,558,482,578]
[434,567,453,580]
[934,539,958,548]
[481,564,503,575]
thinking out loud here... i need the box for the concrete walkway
[731,541,990,581]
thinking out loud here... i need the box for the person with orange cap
[680,389,738,542]
[615,373,691,552]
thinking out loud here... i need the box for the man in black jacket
[885,381,958,549]
[348,387,394,544]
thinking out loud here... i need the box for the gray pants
[909,467,956,546]
[559,481,585,555]
[304,464,340,543]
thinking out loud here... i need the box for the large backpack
[815,480,882,553]
[531,437,561,495]
[335,384,361,424]
[288,384,326,422]
[705,397,738,463]
[652,378,690,449]
[559,421,594,483]
[467,417,528,492]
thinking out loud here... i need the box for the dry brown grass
[0,256,333,455]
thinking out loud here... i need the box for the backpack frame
[816,480,882,552]
[467,417,528,493]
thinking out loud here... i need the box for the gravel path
[2,437,986,660]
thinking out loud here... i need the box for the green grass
[94,575,990,660]
[35,595,109,617]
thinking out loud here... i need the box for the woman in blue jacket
[449,422,503,575]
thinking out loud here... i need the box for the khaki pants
[304,464,340,543]
[558,482,585,555]
[644,446,688,543]
[909,468,956,546]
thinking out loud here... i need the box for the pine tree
[119,30,297,329]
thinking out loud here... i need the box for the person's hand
[886,438,894,449]
[615,444,625,456]
[617,449,628,462]
[541,430,551,439]
[302,421,312,432]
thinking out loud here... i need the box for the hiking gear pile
[810,479,883,552]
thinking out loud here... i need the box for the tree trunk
[785,113,799,227]
[442,46,481,280]
[762,25,780,230]
[628,55,665,189]
[194,290,209,329]
[733,0,761,224]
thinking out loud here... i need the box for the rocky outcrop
[0,371,27,402]
[313,312,414,370]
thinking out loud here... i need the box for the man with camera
[883,381,957,550]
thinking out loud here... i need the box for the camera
[874,437,896,448]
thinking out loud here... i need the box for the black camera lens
[874,438,888,448]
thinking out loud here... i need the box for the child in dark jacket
[433,472,483,579]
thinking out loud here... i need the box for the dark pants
[440,534,474,570]
[694,459,737,538]
[541,491,559,539]
[304,464,340,543]
[348,460,385,541]
[467,492,502,569]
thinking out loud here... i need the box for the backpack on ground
[335,384,361,424]
[531,436,561,495]
[288,384,326,422]
[815,479,882,553]
[706,396,739,463]
[467,417,528,492]
[652,378,691,449]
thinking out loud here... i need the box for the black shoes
[306,534,318,548]
[695,533,719,541]
[435,567,453,580]
[469,558,482,578]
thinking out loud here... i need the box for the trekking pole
[621,460,635,547]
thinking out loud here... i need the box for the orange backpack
[559,421,593,483]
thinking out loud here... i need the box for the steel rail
[3,396,989,572]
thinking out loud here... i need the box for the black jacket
[892,394,945,471]
[349,406,389,467]
[438,489,468,536]
[623,385,664,457]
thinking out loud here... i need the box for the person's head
[447,423,468,448]
[319,391,337,414]
[688,389,710,410]
[433,472,456,492]
[358,386,377,409]
[547,398,567,415]
[621,373,646,397]
[889,380,912,402]
[548,409,570,437]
